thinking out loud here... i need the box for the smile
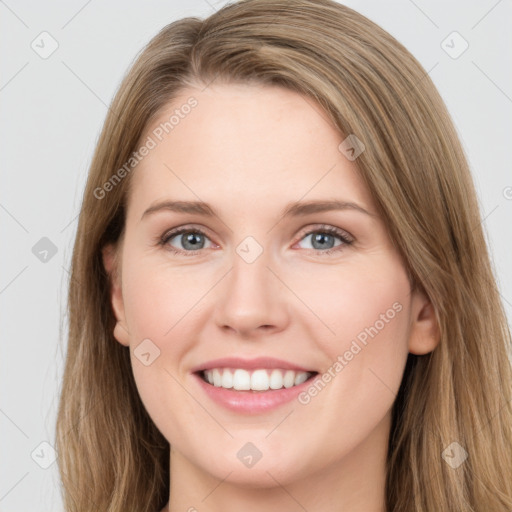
[190,356,319,413]
[200,368,316,392]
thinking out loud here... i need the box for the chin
[193,447,310,488]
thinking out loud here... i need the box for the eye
[159,227,215,256]
[158,224,354,256]
[294,224,354,255]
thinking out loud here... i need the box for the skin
[102,82,440,512]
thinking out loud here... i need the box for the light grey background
[1,1,511,510]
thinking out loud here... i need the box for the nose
[213,249,290,338]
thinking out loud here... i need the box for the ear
[408,288,440,355]
[102,243,130,347]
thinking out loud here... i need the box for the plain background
[1,0,511,510]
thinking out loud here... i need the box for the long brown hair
[55,1,512,510]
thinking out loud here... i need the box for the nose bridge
[229,241,276,311]
[213,238,288,335]
[231,242,271,292]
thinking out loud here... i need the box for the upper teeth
[203,368,312,391]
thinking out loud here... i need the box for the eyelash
[157,224,354,257]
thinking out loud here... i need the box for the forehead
[127,82,374,218]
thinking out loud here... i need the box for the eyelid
[294,223,354,244]
[160,223,214,242]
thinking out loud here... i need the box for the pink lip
[190,357,315,373]
[192,371,319,414]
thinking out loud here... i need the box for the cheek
[122,254,202,343]
[289,270,411,476]
[300,254,411,354]
[300,257,411,417]
[120,254,211,438]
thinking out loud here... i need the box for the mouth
[193,367,319,414]
[196,368,319,392]
[190,356,320,413]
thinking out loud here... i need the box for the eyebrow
[140,199,375,221]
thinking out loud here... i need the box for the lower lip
[192,372,318,414]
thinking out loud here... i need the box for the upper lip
[190,357,316,373]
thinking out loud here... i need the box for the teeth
[251,369,268,391]
[283,370,295,388]
[294,371,308,385]
[233,369,251,390]
[212,369,222,387]
[202,368,313,391]
[221,368,233,388]
[269,369,283,389]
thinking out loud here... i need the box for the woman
[55,0,512,510]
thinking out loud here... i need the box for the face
[103,82,438,487]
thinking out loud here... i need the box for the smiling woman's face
[103,82,438,490]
